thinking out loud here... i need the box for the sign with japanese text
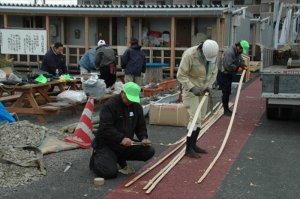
[0,29,47,55]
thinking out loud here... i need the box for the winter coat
[95,94,148,151]
[79,48,97,71]
[94,45,116,67]
[218,45,245,74]
[41,48,68,76]
[176,45,218,95]
[121,44,146,76]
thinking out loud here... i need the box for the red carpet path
[104,78,265,199]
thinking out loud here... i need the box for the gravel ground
[0,87,226,199]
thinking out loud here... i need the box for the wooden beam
[126,16,132,46]
[216,17,220,44]
[46,16,50,48]
[3,14,9,60]
[220,18,225,49]
[109,17,112,45]
[60,17,65,44]
[85,16,89,51]
[170,17,175,79]
[138,18,142,45]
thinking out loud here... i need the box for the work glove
[190,86,203,96]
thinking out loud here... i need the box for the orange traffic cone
[65,97,95,148]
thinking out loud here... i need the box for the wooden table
[0,80,81,123]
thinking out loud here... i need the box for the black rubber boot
[185,136,200,158]
[223,102,232,116]
[191,128,208,154]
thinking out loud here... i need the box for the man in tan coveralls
[177,39,219,158]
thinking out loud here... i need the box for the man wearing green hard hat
[217,40,249,116]
[90,82,155,178]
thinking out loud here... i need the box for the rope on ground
[197,70,246,184]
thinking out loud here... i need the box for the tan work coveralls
[176,45,218,130]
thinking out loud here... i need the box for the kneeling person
[90,82,155,179]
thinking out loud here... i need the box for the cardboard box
[149,103,189,127]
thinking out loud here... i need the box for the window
[134,0,145,5]
[234,0,244,5]
[157,0,166,5]
[212,0,221,5]
[103,0,112,5]
[255,0,261,4]
[121,0,127,5]
[196,0,203,4]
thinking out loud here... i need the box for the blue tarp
[0,102,16,123]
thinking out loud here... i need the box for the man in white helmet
[177,39,219,158]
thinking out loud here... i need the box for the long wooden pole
[124,102,221,188]
[145,106,226,194]
[186,93,208,137]
[197,70,246,184]
[144,105,223,194]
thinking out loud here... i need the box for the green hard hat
[240,40,249,54]
[123,82,141,103]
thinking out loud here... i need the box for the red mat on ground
[104,78,265,199]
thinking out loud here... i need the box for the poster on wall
[0,29,47,55]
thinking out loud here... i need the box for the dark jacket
[121,44,146,76]
[218,45,245,74]
[41,48,67,76]
[95,94,148,151]
[95,45,116,67]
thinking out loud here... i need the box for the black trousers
[217,71,233,107]
[90,145,155,179]
[99,65,116,88]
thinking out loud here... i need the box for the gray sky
[0,0,77,4]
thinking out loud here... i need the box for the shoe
[118,165,135,175]
[193,145,208,154]
[185,136,201,158]
[191,129,208,154]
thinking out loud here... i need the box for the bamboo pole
[145,150,185,194]
[124,102,221,188]
[197,70,246,184]
[186,93,209,137]
[125,141,185,187]
[143,148,185,190]
[145,106,226,194]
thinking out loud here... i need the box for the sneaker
[118,165,135,175]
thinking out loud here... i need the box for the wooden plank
[170,17,175,78]
[85,16,89,51]
[0,94,21,103]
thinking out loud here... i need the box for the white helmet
[202,39,219,62]
[97,40,106,46]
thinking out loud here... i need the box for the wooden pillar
[191,18,195,36]
[138,18,142,45]
[3,14,9,59]
[60,17,65,44]
[170,17,175,79]
[216,17,220,44]
[109,17,112,45]
[126,16,132,46]
[220,17,225,49]
[252,24,257,59]
[85,16,89,51]
[46,16,50,48]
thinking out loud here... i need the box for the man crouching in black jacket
[90,82,155,179]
